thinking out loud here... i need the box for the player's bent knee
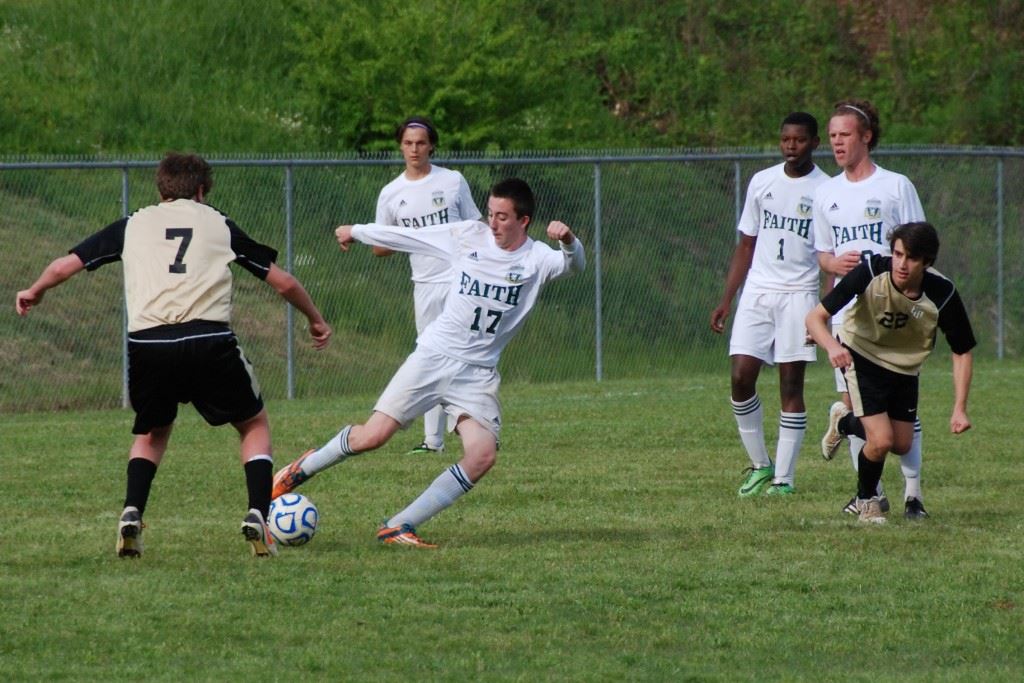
[891,440,912,456]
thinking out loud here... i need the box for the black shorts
[843,346,918,422]
[127,320,264,435]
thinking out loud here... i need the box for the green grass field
[2,363,1022,681]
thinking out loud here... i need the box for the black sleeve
[820,255,888,315]
[227,219,278,280]
[937,288,977,354]
[69,218,127,271]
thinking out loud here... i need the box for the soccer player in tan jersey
[806,222,975,524]
[16,153,332,558]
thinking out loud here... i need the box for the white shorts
[374,347,503,439]
[413,282,448,333]
[832,322,848,393]
[729,289,818,364]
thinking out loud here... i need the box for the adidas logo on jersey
[764,192,773,200]
[829,203,839,211]
[468,251,479,260]
[399,200,407,207]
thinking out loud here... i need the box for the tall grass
[1,362,1021,680]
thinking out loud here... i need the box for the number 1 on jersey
[470,306,503,334]
[777,238,785,261]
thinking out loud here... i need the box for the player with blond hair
[813,99,929,518]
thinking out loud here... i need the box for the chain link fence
[3,149,1022,413]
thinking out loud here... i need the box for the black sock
[244,458,274,518]
[839,413,866,439]
[857,449,885,500]
[124,457,158,515]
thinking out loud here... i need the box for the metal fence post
[997,157,1005,360]
[593,162,603,382]
[734,161,742,243]
[285,165,296,398]
[121,166,130,408]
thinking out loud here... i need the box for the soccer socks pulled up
[387,464,474,530]
[856,449,886,501]
[731,395,771,469]
[303,425,358,475]
[124,457,158,515]
[899,420,923,501]
[244,455,273,519]
[773,411,806,486]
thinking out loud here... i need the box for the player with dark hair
[374,115,482,456]
[711,112,828,496]
[813,98,931,518]
[15,152,332,558]
[806,222,975,523]
[271,178,585,547]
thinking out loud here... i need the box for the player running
[806,222,975,523]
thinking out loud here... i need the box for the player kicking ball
[805,222,975,524]
[272,178,585,547]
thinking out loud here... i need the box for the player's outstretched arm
[265,263,332,349]
[711,235,755,334]
[15,254,85,316]
[950,350,973,434]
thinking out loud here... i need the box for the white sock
[773,411,806,485]
[387,464,474,529]
[423,404,446,450]
[731,395,771,469]
[302,425,356,475]
[900,419,923,500]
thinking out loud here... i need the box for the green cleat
[765,482,795,496]
[406,441,445,456]
[738,465,774,497]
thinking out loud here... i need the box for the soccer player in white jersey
[15,153,332,558]
[272,178,585,547]
[813,99,930,518]
[711,112,828,497]
[374,116,482,456]
[807,223,975,524]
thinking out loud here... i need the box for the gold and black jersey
[822,255,976,376]
[71,199,277,332]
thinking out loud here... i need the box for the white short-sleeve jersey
[813,164,925,322]
[351,221,585,367]
[375,165,482,284]
[738,162,828,292]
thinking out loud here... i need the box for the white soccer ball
[267,493,319,546]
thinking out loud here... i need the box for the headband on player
[837,104,870,123]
